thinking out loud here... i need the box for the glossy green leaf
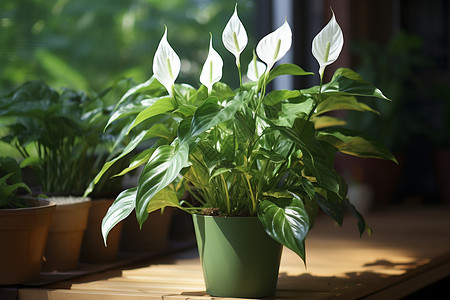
[101,187,136,245]
[258,195,309,262]
[135,143,189,226]
[317,128,398,163]
[313,115,347,129]
[321,68,390,100]
[210,167,231,180]
[115,77,164,109]
[252,148,286,163]
[281,98,315,115]
[146,186,183,213]
[314,94,379,116]
[267,63,313,83]
[190,92,247,137]
[263,90,300,105]
[266,120,340,196]
[128,96,173,132]
[84,129,149,196]
[209,82,235,100]
[345,198,371,237]
[315,188,345,226]
[112,148,154,178]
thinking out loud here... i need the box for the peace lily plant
[94,7,396,263]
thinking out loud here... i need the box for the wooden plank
[11,207,450,300]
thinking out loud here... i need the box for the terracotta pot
[120,208,173,252]
[0,198,55,284]
[79,199,123,263]
[42,197,91,272]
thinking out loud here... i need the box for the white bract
[312,10,343,79]
[256,20,292,74]
[153,27,181,97]
[222,5,248,67]
[200,36,223,94]
[247,52,266,82]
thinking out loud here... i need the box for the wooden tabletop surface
[3,205,450,300]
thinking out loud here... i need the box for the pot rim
[193,213,258,219]
[0,198,56,211]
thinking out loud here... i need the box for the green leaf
[267,119,341,197]
[258,195,310,262]
[135,143,189,226]
[128,96,173,132]
[314,94,379,116]
[146,186,183,213]
[210,167,231,180]
[106,99,152,130]
[209,82,235,100]
[115,77,164,108]
[263,90,300,105]
[0,157,22,183]
[315,190,344,226]
[322,68,390,100]
[145,123,172,140]
[101,188,136,245]
[84,129,149,197]
[317,127,398,163]
[252,148,286,163]
[190,92,247,137]
[112,148,155,178]
[282,98,314,115]
[267,63,313,83]
[345,198,371,237]
[313,116,347,129]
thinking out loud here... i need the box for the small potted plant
[0,82,126,270]
[96,7,396,298]
[0,156,55,284]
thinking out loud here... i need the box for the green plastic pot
[192,214,282,298]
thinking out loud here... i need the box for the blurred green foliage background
[0,0,256,93]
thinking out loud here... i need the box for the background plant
[0,80,132,195]
[0,157,31,209]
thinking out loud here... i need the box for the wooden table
[2,206,450,299]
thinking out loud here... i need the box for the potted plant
[0,82,126,270]
[95,7,396,298]
[0,156,55,284]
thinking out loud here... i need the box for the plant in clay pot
[96,6,396,298]
[0,81,130,270]
[0,157,55,284]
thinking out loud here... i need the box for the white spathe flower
[222,5,248,67]
[200,35,223,94]
[312,10,344,78]
[153,27,181,97]
[247,52,266,82]
[256,20,292,73]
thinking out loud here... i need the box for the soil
[200,207,253,217]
